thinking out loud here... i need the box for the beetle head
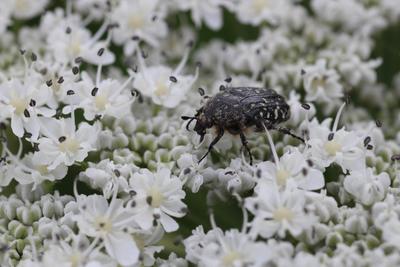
[182,108,208,143]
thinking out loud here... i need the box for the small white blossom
[111,0,167,51]
[246,180,318,238]
[129,168,187,232]
[344,168,391,206]
[174,0,224,30]
[257,147,325,191]
[74,194,140,266]
[33,117,100,169]
[133,48,198,108]
[303,59,343,103]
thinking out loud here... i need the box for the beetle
[182,87,304,165]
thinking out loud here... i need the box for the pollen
[95,94,108,110]
[148,187,164,208]
[222,251,243,266]
[9,97,29,115]
[59,137,80,153]
[276,168,290,186]
[128,15,145,29]
[273,207,294,222]
[324,140,342,156]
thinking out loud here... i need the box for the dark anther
[67,90,75,95]
[301,69,306,75]
[302,168,308,176]
[195,61,202,68]
[33,143,39,151]
[153,213,160,219]
[225,171,234,175]
[363,136,371,147]
[152,15,157,21]
[75,57,83,64]
[183,168,191,175]
[180,207,188,213]
[66,26,71,34]
[91,87,99,96]
[31,52,37,62]
[367,144,373,150]
[20,49,26,55]
[198,87,205,96]
[113,169,121,177]
[224,77,232,83]
[97,48,105,56]
[29,99,36,107]
[256,169,262,178]
[146,196,152,205]
[57,76,64,84]
[131,35,140,41]
[307,159,314,167]
[187,40,194,47]
[130,201,136,207]
[301,103,311,110]
[72,66,79,75]
[46,80,53,87]
[40,68,47,75]
[219,85,226,91]
[375,120,382,128]
[391,154,400,161]
[169,76,178,83]
[24,132,32,138]
[129,190,137,196]
[58,136,66,143]
[24,109,30,118]
[328,132,334,141]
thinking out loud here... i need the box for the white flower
[256,147,325,191]
[184,227,271,267]
[13,152,68,189]
[338,56,381,87]
[43,10,114,65]
[41,235,116,267]
[0,78,53,140]
[111,0,167,50]
[286,91,316,126]
[303,59,343,103]
[344,168,391,206]
[177,153,205,193]
[79,159,134,195]
[174,0,224,30]
[245,180,318,238]
[73,71,136,120]
[372,194,400,228]
[235,0,291,26]
[129,168,186,232]
[12,0,48,19]
[133,47,198,108]
[33,117,100,169]
[306,109,366,172]
[75,194,140,266]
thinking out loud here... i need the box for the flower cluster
[0,0,400,266]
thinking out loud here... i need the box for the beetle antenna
[273,126,305,143]
[181,116,197,131]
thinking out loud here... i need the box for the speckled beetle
[182,87,304,165]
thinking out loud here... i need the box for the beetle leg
[239,132,253,165]
[273,126,305,143]
[198,128,224,164]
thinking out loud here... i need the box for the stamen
[261,122,280,169]
[332,102,346,132]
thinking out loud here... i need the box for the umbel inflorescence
[0,0,400,266]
